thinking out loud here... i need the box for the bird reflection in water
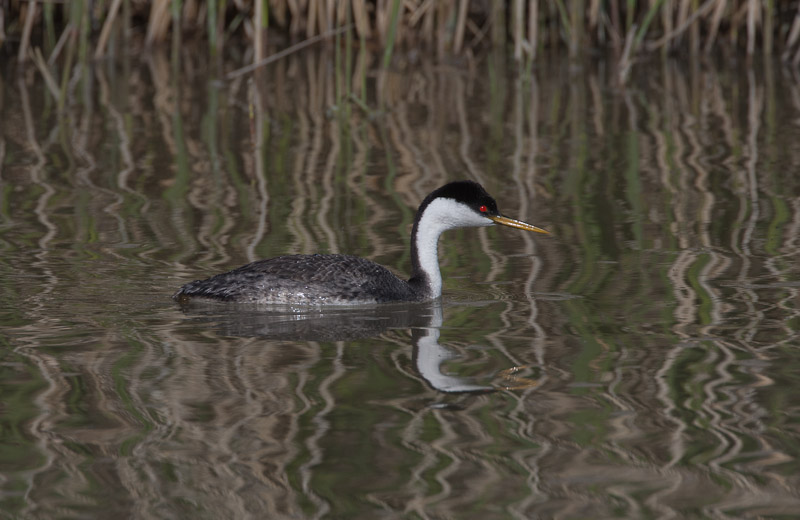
[176,300,540,395]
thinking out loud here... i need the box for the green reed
[381,0,402,70]
[207,0,219,56]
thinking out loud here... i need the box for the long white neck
[409,197,493,299]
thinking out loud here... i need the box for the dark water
[2,49,800,518]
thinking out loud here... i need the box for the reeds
[5,1,800,74]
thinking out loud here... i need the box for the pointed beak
[488,215,549,234]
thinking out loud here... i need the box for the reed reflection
[2,43,800,518]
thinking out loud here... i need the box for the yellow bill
[488,215,549,234]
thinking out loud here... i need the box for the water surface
[1,51,800,518]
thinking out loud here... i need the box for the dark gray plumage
[175,254,421,305]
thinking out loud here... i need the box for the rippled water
[2,50,800,518]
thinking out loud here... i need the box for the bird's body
[174,181,548,306]
[175,254,421,305]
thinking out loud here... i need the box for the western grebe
[173,180,548,305]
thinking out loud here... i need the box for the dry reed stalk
[412,1,433,45]
[747,0,759,56]
[336,0,346,29]
[648,0,717,50]
[95,0,123,58]
[287,0,301,35]
[272,0,286,27]
[513,0,524,60]
[408,0,431,26]
[305,0,315,37]
[57,18,78,112]
[662,0,674,51]
[704,0,726,53]
[569,0,582,58]
[351,0,372,39]
[441,3,463,51]
[18,0,38,62]
[464,16,489,51]
[48,22,73,65]
[783,5,800,62]
[454,0,468,53]
[254,0,266,63]
[529,0,538,60]
[324,0,335,33]
[588,0,600,33]
[31,47,61,100]
[306,0,321,38]
[227,25,351,80]
[305,0,317,38]
[618,24,637,84]
[375,0,386,44]
[146,0,172,45]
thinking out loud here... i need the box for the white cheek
[423,198,494,230]
[414,198,493,297]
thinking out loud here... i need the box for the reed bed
[4,0,800,76]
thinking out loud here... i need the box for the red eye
[479,205,488,213]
